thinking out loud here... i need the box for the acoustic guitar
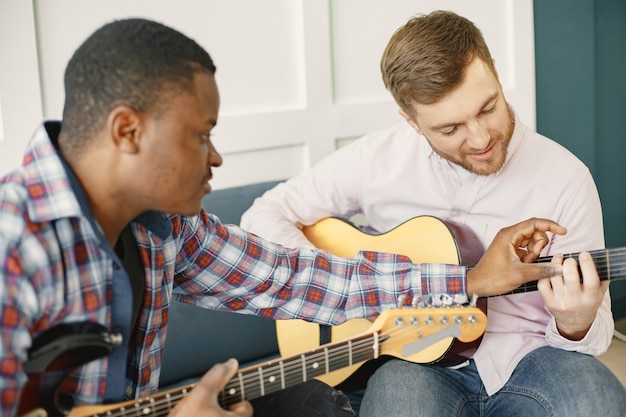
[275,215,626,387]
[19,306,486,417]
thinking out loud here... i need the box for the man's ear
[399,108,424,136]
[108,105,142,154]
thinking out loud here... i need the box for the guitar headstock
[369,306,487,364]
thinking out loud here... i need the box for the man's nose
[207,142,223,167]
[466,119,490,150]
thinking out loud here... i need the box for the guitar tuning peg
[412,295,419,308]
[469,293,479,307]
[397,294,407,308]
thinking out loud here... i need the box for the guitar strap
[319,324,332,345]
[78,224,145,403]
[115,225,145,334]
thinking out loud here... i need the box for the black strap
[319,324,332,345]
[115,226,145,331]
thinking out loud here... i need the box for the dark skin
[59,70,222,248]
[467,217,566,298]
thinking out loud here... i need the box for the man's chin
[463,159,505,176]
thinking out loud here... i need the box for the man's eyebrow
[429,92,499,131]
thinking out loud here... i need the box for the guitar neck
[69,332,380,416]
[489,247,626,295]
[217,332,378,408]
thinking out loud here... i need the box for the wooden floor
[598,318,626,387]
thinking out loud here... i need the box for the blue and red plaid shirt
[0,122,467,415]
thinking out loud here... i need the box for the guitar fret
[238,371,245,400]
[279,359,285,389]
[258,366,265,396]
[373,331,380,359]
[324,346,330,375]
[301,354,307,381]
[606,249,611,281]
[348,340,353,366]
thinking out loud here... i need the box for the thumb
[201,358,239,391]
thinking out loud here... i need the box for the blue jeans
[359,346,626,417]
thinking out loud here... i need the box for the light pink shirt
[241,110,613,394]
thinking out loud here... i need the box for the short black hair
[60,18,216,154]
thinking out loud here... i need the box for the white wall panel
[0,0,535,189]
[330,0,535,144]
[0,0,43,173]
[34,0,306,119]
[211,145,306,189]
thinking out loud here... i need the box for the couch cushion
[159,302,279,387]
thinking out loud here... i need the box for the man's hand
[169,359,253,417]
[537,252,608,340]
[467,218,566,297]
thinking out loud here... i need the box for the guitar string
[177,328,408,414]
[93,320,465,416]
[99,330,386,416]
[532,248,626,270]
[215,311,476,401]
[504,248,626,295]
[155,310,482,414]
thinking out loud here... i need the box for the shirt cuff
[545,315,607,356]
[420,263,468,307]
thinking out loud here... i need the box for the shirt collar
[23,121,171,238]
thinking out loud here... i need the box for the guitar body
[18,322,119,417]
[275,215,485,387]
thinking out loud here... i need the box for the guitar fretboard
[218,332,380,407]
[88,332,381,416]
[498,247,626,295]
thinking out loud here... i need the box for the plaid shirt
[0,122,467,415]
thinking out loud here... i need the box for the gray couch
[159,180,283,390]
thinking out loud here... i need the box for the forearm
[184,216,469,325]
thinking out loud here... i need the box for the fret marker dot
[268,376,276,383]
[229,388,237,395]
[312,362,319,369]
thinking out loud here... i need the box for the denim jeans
[251,379,355,417]
[359,346,626,417]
